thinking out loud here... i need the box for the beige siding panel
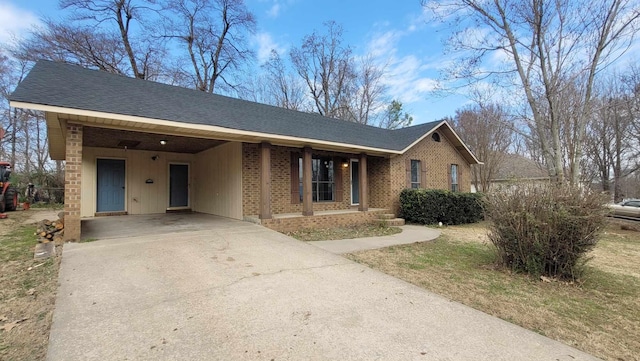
[81,147,194,217]
[192,142,243,220]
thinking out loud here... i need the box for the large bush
[399,189,484,225]
[485,184,607,280]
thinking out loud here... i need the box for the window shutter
[333,157,343,202]
[290,152,300,204]
[420,161,427,188]
[447,164,452,191]
[405,158,411,188]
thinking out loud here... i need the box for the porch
[245,208,390,233]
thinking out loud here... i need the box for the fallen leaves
[27,262,45,271]
[0,318,28,332]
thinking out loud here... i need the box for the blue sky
[0,0,470,124]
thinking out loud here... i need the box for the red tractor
[0,162,18,213]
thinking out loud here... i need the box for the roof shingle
[10,60,442,151]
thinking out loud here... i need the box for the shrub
[399,189,485,225]
[485,183,607,280]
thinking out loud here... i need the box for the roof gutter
[10,101,401,156]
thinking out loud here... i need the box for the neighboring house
[10,60,481,241]
[471,153,549,192]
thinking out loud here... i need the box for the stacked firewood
[36,212,65,244]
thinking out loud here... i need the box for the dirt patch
[285,224,402,242]
[0,210,61,361]
[438,222,490,244]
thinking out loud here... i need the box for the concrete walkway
[311,224,440,254]
[46,214,600,361]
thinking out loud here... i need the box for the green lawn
[0,212,60,361]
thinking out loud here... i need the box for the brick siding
[242,143,370,216]
[260,209,388,233]
[64,123,83,242]
[389,131,471,213]
[242,129,471,224]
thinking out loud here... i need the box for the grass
[286,223,402,242]
[0,211,61,361]
[27,202,64,210]
[347,222,640,361]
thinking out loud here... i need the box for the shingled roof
[494,154,549,181]
[10,60,480,163]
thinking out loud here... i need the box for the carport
[81,213,242,240]
[76,126,244,220]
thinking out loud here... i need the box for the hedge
[399,189,484,225]
[485,183,607,279]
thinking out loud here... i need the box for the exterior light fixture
[342,158,349,168]
[160,140,167,145]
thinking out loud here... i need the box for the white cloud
[0,1,40,44]
[365,29,439,105]
[255,32,286,64]
[267,3,281,18]
[263,0,297,19]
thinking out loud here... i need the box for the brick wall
[389,131,471,213]
[243,143,361,216]
[368,157,391,208]
[242,131,471,218]
[242,143,260,216]
[261,209,388,233]
[64,123,83,242]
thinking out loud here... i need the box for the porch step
[374,218,405,227]
[378,213,397,220]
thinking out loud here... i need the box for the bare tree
[288,21,389,125]
[453,103,513,192]
[585,69,640,201]
[290,21,355,118]
[0,54,11,160]
[13,20,129,74]
[0,56,29,168]
[59,0,165,80]
[343,55,387,125]
[162,0,256,93]
[260,50,306,110]
[423,0,640,184]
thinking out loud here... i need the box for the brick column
[259,142,272,219]
[302,147,313,216]
[64,123,83,242]
[358,153,368,212]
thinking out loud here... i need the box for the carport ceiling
[83,127,227,153]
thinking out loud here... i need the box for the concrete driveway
[47,214,600,361]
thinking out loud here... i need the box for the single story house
[10,60,481,241]
[470,153,549,193]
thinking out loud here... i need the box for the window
[299,156,335,202]
[410,160,421,189]
[450,164,459,192]
[432,132,441,142]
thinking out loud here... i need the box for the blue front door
[97,159,125,212]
